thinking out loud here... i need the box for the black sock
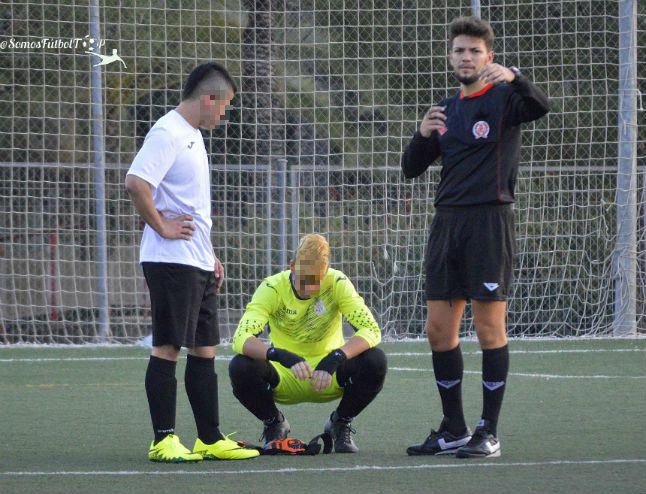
[335,348,387,421]
[185,354,224,444]
[432,345,467,435]
[145,355,177,443]
[336,387,379,421]
[228,355,280,422]
[481,345,510,436]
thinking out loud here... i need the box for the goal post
[0,1,644,343]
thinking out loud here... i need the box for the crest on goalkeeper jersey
[315,299,326,315]
[472,120,490,139]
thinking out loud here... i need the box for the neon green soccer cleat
[193,434,260,460]
[148,434,203,463]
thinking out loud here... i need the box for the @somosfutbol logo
[472,120,490,139]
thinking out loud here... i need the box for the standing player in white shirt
[126,63,258,462]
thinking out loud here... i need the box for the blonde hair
[294,234,330,272]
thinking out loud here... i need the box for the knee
[425,319,459,351]
[151,344,180,361]
[364,347,388,377]
[476,329,507,350]
[353,347,388,389]
[228,354,260,387]
[229,354,278,390]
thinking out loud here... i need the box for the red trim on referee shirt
[459,83,494,100]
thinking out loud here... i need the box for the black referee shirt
[401,74,549,206]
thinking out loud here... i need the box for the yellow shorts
[270,357,343,405]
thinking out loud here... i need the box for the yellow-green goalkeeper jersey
[232,268,381,359]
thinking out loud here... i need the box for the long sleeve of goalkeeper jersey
[231,280,280,354]
[334,275,381,348]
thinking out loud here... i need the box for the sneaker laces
[336,421,356,443]
[425,429,440,441]
[471,428,491,441]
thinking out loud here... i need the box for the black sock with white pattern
[481,345,510,436]
[432,345,467,436]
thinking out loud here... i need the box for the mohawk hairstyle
[182,62,237,101]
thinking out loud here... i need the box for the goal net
[0,1,644,343]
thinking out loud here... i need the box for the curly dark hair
[449,16,495,51]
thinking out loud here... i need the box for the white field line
[1,458,645,476]
[390,367,646,379]
[2,347,646,363]
[3,336,645,349]
[0,356,232,363]
[389,348,646,356]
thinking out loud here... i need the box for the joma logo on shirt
[278,307,297,316]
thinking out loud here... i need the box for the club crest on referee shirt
[315,299,326,315]
[472,120,490,139]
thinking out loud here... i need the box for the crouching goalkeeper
[229,234,387,453]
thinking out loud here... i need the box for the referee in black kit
[402,17,549,458]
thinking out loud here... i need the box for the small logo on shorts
[472,120,490,139]
[188,141,195,149]
[484,282,499,291]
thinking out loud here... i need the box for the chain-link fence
[0,1,644,342]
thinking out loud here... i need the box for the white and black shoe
[407,425,472,456]
[455,427,501,458]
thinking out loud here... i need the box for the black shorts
[424,204,515,301]
[142,262,220,348]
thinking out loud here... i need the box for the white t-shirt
[127,110,215,271]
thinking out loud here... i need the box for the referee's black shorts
[424,204,515,301]
[142,262,220,348]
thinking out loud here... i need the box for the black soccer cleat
[324,411,359,453]
[261,412,290,444]
[407,426,472,456]
[455,427,501,458]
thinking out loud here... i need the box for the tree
[241,0,286,165]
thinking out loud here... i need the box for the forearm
[339,335,371,359]
[242,336,272,360]
[125,175,165,235]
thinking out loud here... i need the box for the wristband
[266,346,305,369]
[314,349,347,375]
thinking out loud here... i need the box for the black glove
[314,349,347,375]
[266,347,305,369]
